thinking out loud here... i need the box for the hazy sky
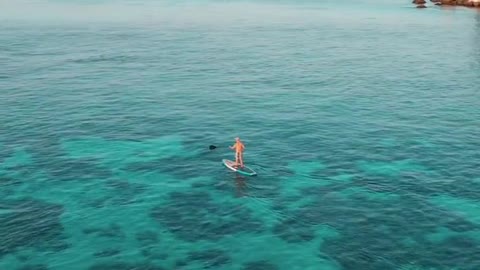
[0,0,476,27]
[0,0,310,24]
[0,0,405,24]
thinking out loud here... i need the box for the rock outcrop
[420,0,480,7]
[413,0,428,7]
[413,0,427,3]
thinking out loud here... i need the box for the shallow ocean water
[1,0,480,269]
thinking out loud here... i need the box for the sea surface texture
[1,1,480,269]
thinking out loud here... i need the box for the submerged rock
[150,191,264,242]
[82,223,125,239]
[89,262,165,270]
[0,199,66,258]
[187,249,231,268]
[135,230,159,246]
[17,265,49,270]
[243,260,279,270]
[93,249,121,258]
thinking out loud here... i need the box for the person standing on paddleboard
[230,137,245,167]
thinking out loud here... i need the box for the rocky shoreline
[413,0,480,8]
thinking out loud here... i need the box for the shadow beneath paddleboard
[234,174,247,198]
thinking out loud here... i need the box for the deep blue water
[1,1,480,270]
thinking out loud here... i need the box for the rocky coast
[413,0,480,8]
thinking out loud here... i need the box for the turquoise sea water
[1,1,480,269]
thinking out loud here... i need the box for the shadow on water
[234,174,248,198]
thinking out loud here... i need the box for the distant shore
[413,0,480,8]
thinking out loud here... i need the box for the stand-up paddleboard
[222,159,257,176]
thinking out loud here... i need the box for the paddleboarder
[229,137,245,168]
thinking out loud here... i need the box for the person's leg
[239,152,244,167]
[235,152,240,166]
